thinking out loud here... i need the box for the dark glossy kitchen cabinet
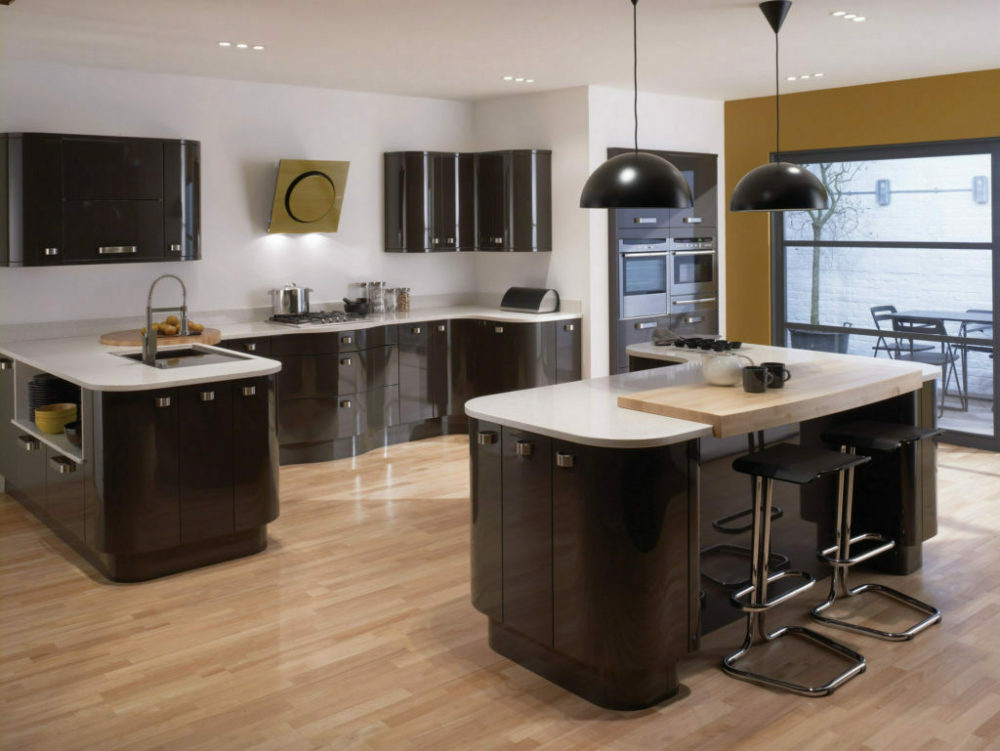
[178,382,234,543]
[470,421,698,710]
[217,336,272,357]
[0,132,200,266]
[0,358,18,489]
[45,447,85,542]
[398,320,450,423]
[556,320,582,383]
[476,150,552,252]
[384,151,474,252]
[611,149,717,230]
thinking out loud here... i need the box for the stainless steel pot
[269,283,313,315]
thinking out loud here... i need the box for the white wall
[471,87,593,371]
[587,86,726,377]
[0,61,476,324]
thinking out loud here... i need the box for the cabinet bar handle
[245,342,257,352]
[556,452,575,468]
[672,250,715,256]
[200,390,215,402]
[673,297,717,305]
[446,237,455,244]
[563,324,575,332]
[684,316,704,324]
[341,336,353,345]
[0,358,11,370]
[411,326,422,334]
[632,217,658,224]
[44,247,59,256]
[98,245,137,255]
[683,217,703,223]
[49,456,77,474]
[169,243,182,253]
[436,324,446,332]
[340,357,352,366]
[515,441,533,457]
[432,237,440,244]
[242,386,256,397]
[17,435,40,452]
[477,431,498,446]
[494,326,504,334]
[155,396,171,408]
[635,321,657,330]
[339,399,352,408]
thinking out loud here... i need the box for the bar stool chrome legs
[723,445,869,697]
[813,422,943,641]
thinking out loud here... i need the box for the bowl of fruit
[141,315,205,338]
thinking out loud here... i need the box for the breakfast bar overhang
[465,344,940,710]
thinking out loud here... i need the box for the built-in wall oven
[618,237,670,318]
[669,236,716,295]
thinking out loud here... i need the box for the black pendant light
[580,0,692,209]
[730,1,828,212]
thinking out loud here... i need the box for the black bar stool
[702,431,790,588]
[724,443,869,697]
[814,421,943,641]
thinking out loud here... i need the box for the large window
[772,139,999,448]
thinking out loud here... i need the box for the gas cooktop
[269,311,366,327]
[655,337,743,351]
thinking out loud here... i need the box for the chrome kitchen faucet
[143,274,189,365]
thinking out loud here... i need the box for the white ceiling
[1,0,998,102]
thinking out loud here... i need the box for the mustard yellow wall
[724,69,1000,344]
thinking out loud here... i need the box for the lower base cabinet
[469,418,698,710]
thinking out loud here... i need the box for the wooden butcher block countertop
[617,355,925,438]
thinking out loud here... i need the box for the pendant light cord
[774,27,780,163]
[633,0,639,154]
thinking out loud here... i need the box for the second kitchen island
[465,344,939,709]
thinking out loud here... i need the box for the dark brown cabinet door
[470,420,502,620]
[100,390,180,554]
[45,447,85,541]
[475,152,505,250]
[163,140,201,261]
[177,383,234,543]
[556,319,582,383]
[9,432,46,511]
[508,150,552,252]
[448,318,479,415]
[218,337,272,357]
[668,152,718,228]
[457,154,476,251]
[399,323,432,424]
[0,359,17,484]
[431,152,458,251]
[500,321,555,391]
[501,428,553,646]
[62,137,163,200]
[383,152,429,252]
[232,377,278,529]
[62,200,165,261]
[617,208,671,230]
[19,135,64,266]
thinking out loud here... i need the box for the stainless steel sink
[121,345,250,369]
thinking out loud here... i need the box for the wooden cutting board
[99,328,222,347]
[617,358,924,438]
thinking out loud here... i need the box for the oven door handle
[622,251,669,258]
[671,250,716,256]
[673,297,717,305]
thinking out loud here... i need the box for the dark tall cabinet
[1,132,200,266]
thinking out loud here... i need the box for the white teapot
[702,351,754,387]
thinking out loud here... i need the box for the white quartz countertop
[467,342,936,448]
[626,341,941,382]
[217,305,580,339]
[0,305,580,391]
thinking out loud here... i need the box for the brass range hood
[267,159,350,233]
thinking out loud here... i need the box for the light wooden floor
[2,438,999,751]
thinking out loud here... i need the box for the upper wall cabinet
[383,149,551,253]
[0,133,201,266]
[612,150,718,231]
[384,151,474,253]
[475,150,551,253]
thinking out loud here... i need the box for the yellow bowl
[34,403,77,434]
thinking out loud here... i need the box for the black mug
[742,366,774,393]
[761,362,792,389]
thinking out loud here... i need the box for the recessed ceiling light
[218,41,232,47]
[852,15,866,21]
[843,13,856,18]
[814,72,824,77]
[525,79,535,83]
[252,45,265,50]
[787,76,797,81]
[831,10,846,16]
[503,76,513,81]
[515,77,525,82]
[801,74,811,79]
[236,43,249,49]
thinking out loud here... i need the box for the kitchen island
[465,343,939,709]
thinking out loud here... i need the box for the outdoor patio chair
[870,305,932,359]
[892,315,966,415]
